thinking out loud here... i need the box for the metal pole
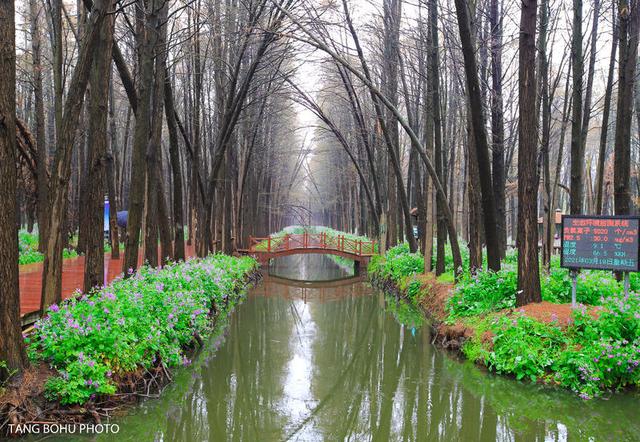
[624,272,630,297]
[571,270,578,308]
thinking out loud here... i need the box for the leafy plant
[27,254,257,405]
[447,267,518,319]
[0,360,18,397]
[484,314,567,382]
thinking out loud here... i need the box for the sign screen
[561,215,639,272]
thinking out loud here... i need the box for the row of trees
[1,0,307,380]
[284,0,638,304]
[2,0,640,383]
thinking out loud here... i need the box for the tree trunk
[106,72,120,258]
[429,0,447,274]
[164,69,185,261]
[41,0,112,309]
[580,0,601,153]
[490,0,506,257]
[517,0,542,306]
[467,117,483,271]
[83,3,115,292]
[453,0,501,271]
[30,0,49,253]
[569,0,584,214]
[614,0,639,216]
[0,0,27,379]
[596,8,617,215]
[124,0,157,273]
[144,2,168,267]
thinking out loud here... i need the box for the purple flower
[103,308,110,314]
[49,303,60,313]
[87,360,95,368]
[128,267,134,275]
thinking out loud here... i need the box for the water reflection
[102,254,639,442]
[268,254,355,281]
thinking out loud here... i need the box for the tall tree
[164,69,186,261]
[453,0,501,271]
[124,0,160,272]
[614,0,640,216]
[29,0,49,252]
[429,0,447,274]
[490,0,506,257]
[569,0,584,214]
[0,0,27,379]
[595,7,618,215]
[83,0,116,292]
[40,0,113,309]
[517,0,541,305]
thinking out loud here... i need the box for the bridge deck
[248,233,375,261]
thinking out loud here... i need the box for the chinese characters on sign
[561,216,639,272]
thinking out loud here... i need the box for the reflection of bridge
[262,273,367,289]
[246,233,376,268]
[253,273,370,301]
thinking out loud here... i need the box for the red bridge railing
[248,233,376,257]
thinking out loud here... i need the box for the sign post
[561,215,639,307]
[570,270,578,307]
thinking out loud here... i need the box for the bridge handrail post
[359,240,362,256]
[268,237,271,252]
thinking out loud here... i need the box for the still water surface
[92,254,639,441]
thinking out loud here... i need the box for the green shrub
[484,314,567,382]
[463,293,640,398]
[17,230,78,265]
[447,267,518,319]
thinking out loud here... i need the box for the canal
[90,254,639,441]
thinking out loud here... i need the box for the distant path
[19,245,196,317]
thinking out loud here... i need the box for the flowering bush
[26,254,257,405]
[463,292,640,398]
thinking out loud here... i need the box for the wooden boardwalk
[19,246,195,317]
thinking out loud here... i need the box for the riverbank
[1,255,258,438]
[369,244,640,399]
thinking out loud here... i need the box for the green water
[85,255,639,440]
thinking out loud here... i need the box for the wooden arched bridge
[246,232,376,266]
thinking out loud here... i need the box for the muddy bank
[369,273,473,351]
